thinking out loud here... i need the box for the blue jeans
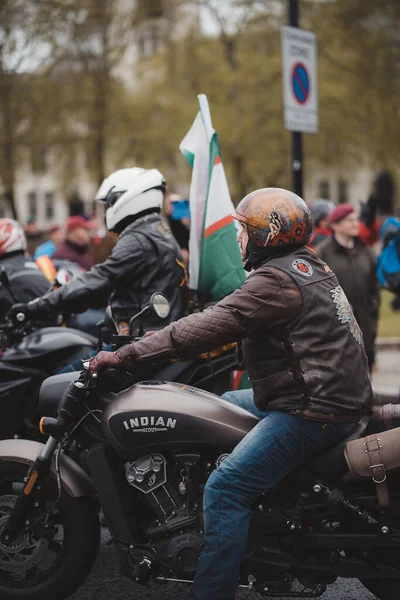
[188,389,356,600]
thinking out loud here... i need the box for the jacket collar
[119,213,160,238]
[331,235,363,254]
[0,250,25,261]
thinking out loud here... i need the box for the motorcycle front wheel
[0,461,100,600]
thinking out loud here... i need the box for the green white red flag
[179,94,245,301]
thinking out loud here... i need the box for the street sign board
[281,25,318,133]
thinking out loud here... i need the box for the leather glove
[7,299,45,323]
[89,349,135,375]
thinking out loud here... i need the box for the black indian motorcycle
[0,352,400,599]
[0,269,239,439]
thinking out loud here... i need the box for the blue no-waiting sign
[291,62,310,105]
[281,26,318,133]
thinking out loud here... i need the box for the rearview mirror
[54,268,70,287]
[149,293,170,320]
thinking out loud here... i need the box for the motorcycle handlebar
[79,362,119,392]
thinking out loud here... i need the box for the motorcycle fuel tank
[2,327,97,370]
[102,381,258,459]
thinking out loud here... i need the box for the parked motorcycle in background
[0,278,241,441]
[0,268,98,439]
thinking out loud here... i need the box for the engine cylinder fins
[125,454,167,494]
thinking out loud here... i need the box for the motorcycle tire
[0,462,100,600]
[361,579,400,599]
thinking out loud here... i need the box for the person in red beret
[53,216,93,271]
[316,203,380,370]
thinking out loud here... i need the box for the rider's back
[0,251,50,319]
[110,213,185,329]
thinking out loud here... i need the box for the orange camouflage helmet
[233,188,312,249]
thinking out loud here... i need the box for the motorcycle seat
[305,417,369,482]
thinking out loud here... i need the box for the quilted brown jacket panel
[118,266,302,363]
[118,247,373,420]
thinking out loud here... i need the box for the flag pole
[197,94,214,143]
[288,0,303,198]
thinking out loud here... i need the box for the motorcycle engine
[125,453,205,579]
[125,453,183,523]
[156,532,205,580]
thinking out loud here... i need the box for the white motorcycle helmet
[0,218,27,255]
[95,167,166,233]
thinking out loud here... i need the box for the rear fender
[0,439,94,498]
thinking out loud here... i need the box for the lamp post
[288,0,303,198]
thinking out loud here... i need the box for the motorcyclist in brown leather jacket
[90,187,373,600]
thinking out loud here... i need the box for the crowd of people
[0,183,191,318]
[2,169,397,375]
[1,165,400,600]
[1,168,190,333]
[0,167,399,365]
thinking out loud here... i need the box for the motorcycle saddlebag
[345,427,400,507]
[367,403,400,435]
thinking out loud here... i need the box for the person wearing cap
[53,216,93,271]
[316,203,380,370]
[34,226,64,260]
[309,199,335,248]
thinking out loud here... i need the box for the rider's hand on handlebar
[7,303,30,323]
[7,299,46,325]
[89,350,132,375]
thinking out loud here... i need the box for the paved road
[70,534,377,600]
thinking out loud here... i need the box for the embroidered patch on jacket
[324,264,331,273]
[330,286,363,345]
[292,259,313,277]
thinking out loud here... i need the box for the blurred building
[305,166,374,209]
[0,146,97,228]
[0,1,387,227]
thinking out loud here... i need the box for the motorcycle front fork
[0,435,59,543]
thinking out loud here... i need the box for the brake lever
[79,359,119,395]
[79,360,99,391]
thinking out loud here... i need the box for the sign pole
[288,0,303,198]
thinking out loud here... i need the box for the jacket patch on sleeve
[292,259,313,277]
[330,285,363,345]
